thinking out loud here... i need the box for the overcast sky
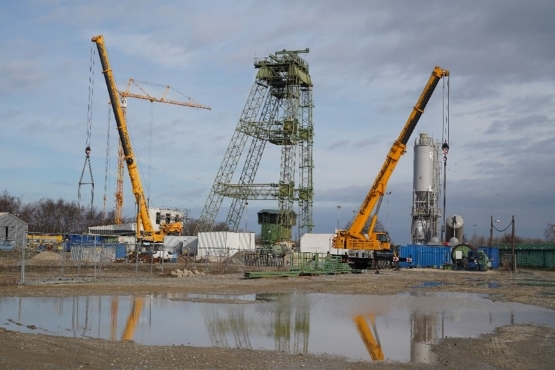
[1,0,554,244]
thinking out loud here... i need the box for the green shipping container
[498,243,555,268]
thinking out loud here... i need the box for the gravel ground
[1,254,555,369]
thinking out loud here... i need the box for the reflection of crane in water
[107,296,147,342]
[110,297,119,341]
[354,300,442,363]
[121,297,145,342]
[354,313,385,361]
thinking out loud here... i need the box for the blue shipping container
[65,234,107,251]
[115,244,127,259]
[398,245,452,268]
[65,234,106,244]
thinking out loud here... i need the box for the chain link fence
[1,243,257,285]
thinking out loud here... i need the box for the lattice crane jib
[112,79,211,225]
[197,48,313,242]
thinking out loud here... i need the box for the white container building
[300,233,344,255]
[197,231,255,262]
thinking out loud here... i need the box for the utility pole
[511,215,516,271]
[489,216,500,248]
[17,223,25,284]
[336,205,342,230]
[245,201,248,232]
[489,215,493,247]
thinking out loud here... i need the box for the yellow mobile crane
[333,66,449,269]
[92,34,182,243]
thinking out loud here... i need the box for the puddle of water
[413,281,449,288]
[1,292,554,364]
[415,280,500,289]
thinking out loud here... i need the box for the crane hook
[441,141,449,156]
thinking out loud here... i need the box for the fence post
[511,215,516,271]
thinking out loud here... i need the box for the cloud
[1,0,555,243]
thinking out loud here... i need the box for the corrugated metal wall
[398,245,451,268]
[498,244,555,268]
[197,232,255,262]
[300,233,342,254]
[398,245,500,269]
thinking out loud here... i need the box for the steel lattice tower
[197,49,314,242]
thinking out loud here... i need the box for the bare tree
[545,223,555,242]
[0,191,112,234]
[0,190,22,214]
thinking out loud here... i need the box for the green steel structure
[196,49,314,242]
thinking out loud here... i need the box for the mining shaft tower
[197,48,314,241]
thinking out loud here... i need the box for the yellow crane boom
[92,34,175,242]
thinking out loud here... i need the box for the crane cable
[492,220,513,233]
[441,74,450,242]
[147,102,153,205]
[128,103,154,209]
[103,103,112,221]
[78,45,96,210]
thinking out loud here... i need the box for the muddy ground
[1,252,555,369]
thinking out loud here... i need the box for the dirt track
[1,259,555,369]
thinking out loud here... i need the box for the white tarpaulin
[300,233,343,255]
[197,232,255,262]
[164,235,198,255]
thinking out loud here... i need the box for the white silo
[445,214,464,244]
[411,133,442,244]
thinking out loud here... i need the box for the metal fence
[1,241,255,284]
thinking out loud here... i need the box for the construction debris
[170,268,206,278]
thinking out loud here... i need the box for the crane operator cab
[375,231,391,246]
